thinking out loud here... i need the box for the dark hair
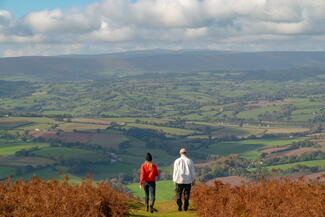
[146,153,152,162]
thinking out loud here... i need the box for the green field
[127,123,197,136]
[196,137,304,159]
[238,138,304,147]
[189,122,266,137]
[265,160,325,170]
[31,147,100,160]
[18,123,53,131]
[13,167,83,184]
[128,180,175,201]
[0,143,50,156]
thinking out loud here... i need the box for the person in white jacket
[173,148,196,212]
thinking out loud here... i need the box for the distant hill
[2,50,325,81]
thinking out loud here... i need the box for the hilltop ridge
[2,50,325,81]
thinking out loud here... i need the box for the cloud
[0,10,11,23]
[1,0,325,56]
[81,21,133,42]
[185,27,208,39]
[23,9,100,34]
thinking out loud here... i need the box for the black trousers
[143,181,156,206]
[176,183,192,210]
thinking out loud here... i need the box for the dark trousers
[143,181,156,206]
[176,183,192,210]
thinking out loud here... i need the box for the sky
[0,0,98,18]
[1,0,325,57]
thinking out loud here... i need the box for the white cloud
[0,34,43,43]
[1,0,325,56]
[81,21,133,42]
[185,27,208,39]
[23,9,99,33]
[0,10,12,23]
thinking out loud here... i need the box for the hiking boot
[145,204,149,212]
[184,200,189,211]
[150,205,154,213]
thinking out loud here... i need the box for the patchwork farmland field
[0,63,325,192]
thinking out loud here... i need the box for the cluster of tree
[0,165,56,181]
[282,164,321,174]
[195,155,251,182]
[263,151,325,167]
[15,147,41,157]
[249,164,322,181]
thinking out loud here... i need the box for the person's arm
[139,164,145,188]
[173,160,178,183]
[190,160,196,184]
[153,164,159,177]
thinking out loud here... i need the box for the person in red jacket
[139,152,159,213]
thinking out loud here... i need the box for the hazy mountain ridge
[2,50,325,81]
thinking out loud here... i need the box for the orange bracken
[192,176,325,217]
[0,176,129,217]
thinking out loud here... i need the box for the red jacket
[140,163,159,186]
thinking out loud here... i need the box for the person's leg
[176,184,184,211]
[183,184,192,211]
[149,182,156,213]
[143,182,150,211]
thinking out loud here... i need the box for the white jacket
[173,155,196,184]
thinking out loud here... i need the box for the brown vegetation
[0,177,129,217]
[262,147,325,157]
[193,177,325,217]
[206,176,247,187]
[265,128,308,134]
[247,100,288,107]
